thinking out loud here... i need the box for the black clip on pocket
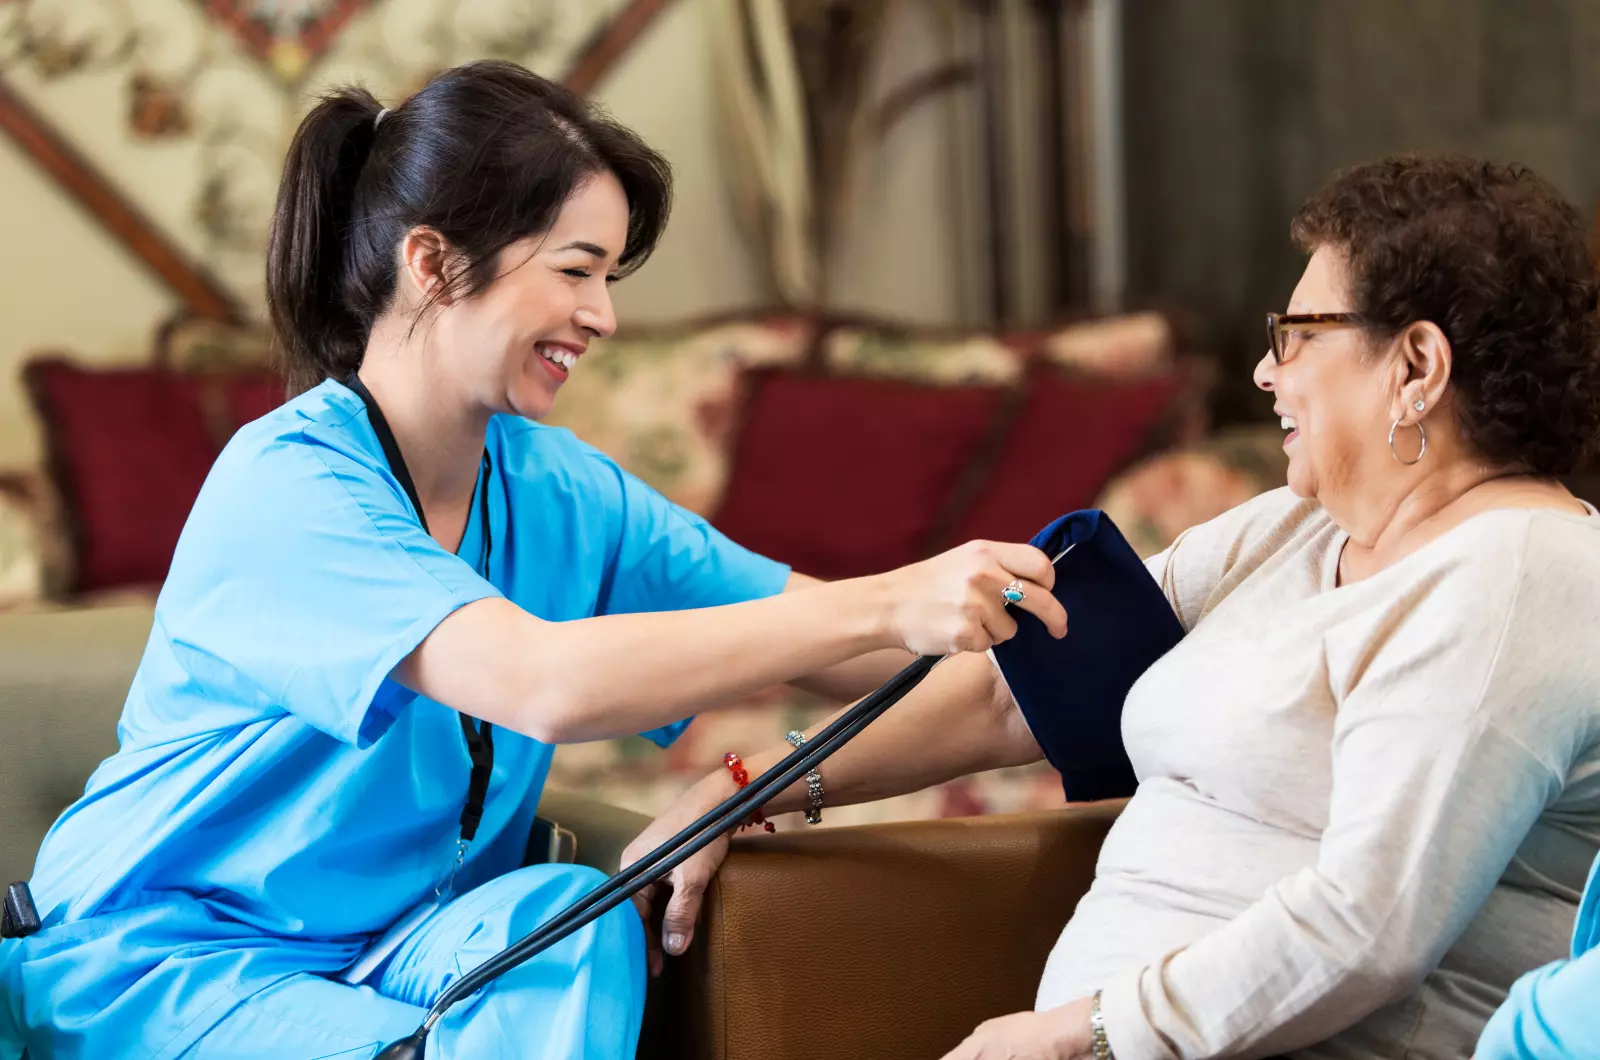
[3,881,40,939]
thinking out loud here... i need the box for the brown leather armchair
[641,802,1124,1060]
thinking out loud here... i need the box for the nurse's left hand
[622,768,741,977]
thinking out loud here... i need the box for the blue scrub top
[1477,853,1600,1058]
[0,380,788,1057]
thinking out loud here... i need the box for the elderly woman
[628,154,1600,1060]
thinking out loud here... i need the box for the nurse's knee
[499,865,642,953]
[546,863,608,906]
[554,866,642,955]
[478,862,604,916]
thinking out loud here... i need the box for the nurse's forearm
[787,647,913,702]
[403,584,899,743]
[404,540,1067,742]
[540,580,905,739]
[738,651,1043,815]
[781,572,915,702]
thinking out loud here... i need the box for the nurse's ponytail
[267,87,383,394]
[265,60,673,395]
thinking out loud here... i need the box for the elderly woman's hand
[620,767,742,978]
[939,997,1096,1060]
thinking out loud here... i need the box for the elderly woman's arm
[737,651,1044,812]
[1095,549,1578,1059]
[619,650,1046,967]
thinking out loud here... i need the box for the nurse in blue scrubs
[0,60,1067,1060]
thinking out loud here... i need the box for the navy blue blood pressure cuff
[991,511,1185,802]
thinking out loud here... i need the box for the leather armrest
[650,800,1125,1060]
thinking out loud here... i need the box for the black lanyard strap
[345,375,495,845]
[456,719,494,843]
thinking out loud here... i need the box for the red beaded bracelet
[722,752,776,833]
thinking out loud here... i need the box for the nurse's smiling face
[407,171,630,421]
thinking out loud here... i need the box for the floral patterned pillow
[542,317,814,515]
[1039,311,1174,376]
[821,310,1176,385]
[543,312,1176,519]
[0,471,72,608]
[1094,425,1290,558]
[822,327,1025,385]
[0,489,44,609]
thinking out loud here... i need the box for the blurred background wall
[0,0,995,465]
[1123,0,1600,422]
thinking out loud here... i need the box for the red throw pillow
[23,360,271,593]
[713,370,1007,580]
[943,366,1186,548]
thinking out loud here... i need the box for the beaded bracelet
[784,730,825,824]
[722,753,776,833]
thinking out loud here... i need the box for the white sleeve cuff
[1099,969,1173,1060]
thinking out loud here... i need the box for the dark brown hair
[1290,154,1600,476]
[266,59,672,394]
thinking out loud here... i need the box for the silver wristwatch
[1090,990,1115,1060]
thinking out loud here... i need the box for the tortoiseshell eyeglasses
[1265,312,1364,365]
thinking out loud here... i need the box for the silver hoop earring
[1388,418,1427,465]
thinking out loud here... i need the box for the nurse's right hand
[872,541,1066,657]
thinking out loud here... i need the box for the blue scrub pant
[175,865,646,1060]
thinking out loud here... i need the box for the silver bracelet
[784,730,824,825]
[1090,990,1114,1060]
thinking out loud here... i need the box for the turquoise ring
[1001,581,1026,605]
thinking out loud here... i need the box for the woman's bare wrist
[706,744,813,818]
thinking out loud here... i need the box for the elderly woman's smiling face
[1255,246,1410,504]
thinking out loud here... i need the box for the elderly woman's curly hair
[1290,154,1600,476]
